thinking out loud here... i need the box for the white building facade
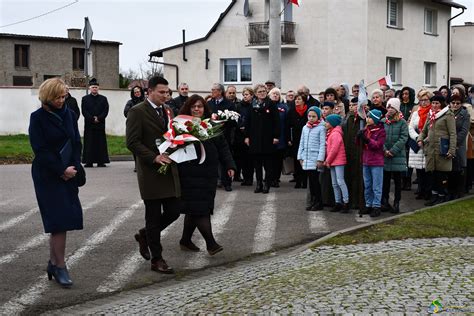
[151,0,465,95]
[451,22,474,85]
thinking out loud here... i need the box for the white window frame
[386,57,402,85]
[387,0,403,28]
[424,62,437,86]
[424,8,438,35]
[222,58,252,84]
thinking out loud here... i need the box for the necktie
[156,106,168,127]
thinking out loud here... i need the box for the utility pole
[269,0,281,88]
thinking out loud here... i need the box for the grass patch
[316,197,474,247]
[0,134,130,164]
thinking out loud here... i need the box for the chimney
[465,22,474,26]
[67,28,81,39]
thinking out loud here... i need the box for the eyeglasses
[257,90,267,93]
[192,104,204,109]
[450,101,462,105]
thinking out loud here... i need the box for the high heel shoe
[46,260,55,281]
[53,265,73,288]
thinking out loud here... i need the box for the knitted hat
[325,114,342,127]
[386,98,400,112]
[323,101,335,108]
[307,106,322,119]
[89,78,99,86]
[368,109,382,124]
[350,97,358,104]
[430,94,446,104]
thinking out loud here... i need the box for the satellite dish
[243,0,251,17]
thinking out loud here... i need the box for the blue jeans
[363,165,384,208]
[330,166,349,204]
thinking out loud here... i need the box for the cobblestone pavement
[49,237,474,315]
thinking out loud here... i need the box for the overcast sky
[1,0,472,73]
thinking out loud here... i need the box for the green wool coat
[418,107,456,172]
[382,117,408,172]
[126,101,181,200]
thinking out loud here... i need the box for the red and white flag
[378,75,392,88]
[288,0,299,6]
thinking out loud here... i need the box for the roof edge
[0,33,122,45]
[432,0,467,9]
[149,0,237,58]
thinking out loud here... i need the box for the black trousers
[254,154,273,183]
[292,153,307,186]
[382,171,402,203]
[272,149,286,182]
[426,171,449,196]
[143,197,181,260]
[448,169,466,196]
[415,168,431,196]
[307,170,322,206]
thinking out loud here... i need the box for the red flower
[187,126,193,132]
[200,121,208,129]
[185,120,193,127]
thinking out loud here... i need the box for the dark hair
[148,76,168,89]
[324,87,339,102]
[449,94,462,102]
[179,94,212,118]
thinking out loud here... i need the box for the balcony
[247,21,297,49]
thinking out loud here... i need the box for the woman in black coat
[178,95,236,256]
[244,84,280,194]
[28,78,83,287]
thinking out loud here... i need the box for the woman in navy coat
[29,78,83,287]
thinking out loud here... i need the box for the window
[72,48,85,70]
[44,75,60,81]
[222,58,252,84]
[424,62,436,86]
[14,45,29,68]
[13,76,33,86]
[424,9,437,34]
[386,57,402,85]
[387,0,403,28]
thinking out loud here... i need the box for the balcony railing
[247,21,296,46]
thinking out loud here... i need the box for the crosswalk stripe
[0,207,38,233]
[0,200,141,315]
[0,198,16,207]
[252,192,277,254]
[0,196,106,266]
[307,211,330,234]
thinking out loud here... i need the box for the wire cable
[0,0,79,29]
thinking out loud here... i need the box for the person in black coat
[167,82,189,115]
[288,93,309,188]
[124,85,145,118]
[234,87,254,186]
[178,94,236,255]
[81,78,110,167]
[245,83,280,193]
[28,78,83,288]
[64,85,80,120]
[207,83,236,191]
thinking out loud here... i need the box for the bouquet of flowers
[211,109,240,123]
[156,115,222,174]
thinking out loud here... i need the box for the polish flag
[378,75,393,88]
[288,0,299,6]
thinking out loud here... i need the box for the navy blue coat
[29,106,83,233]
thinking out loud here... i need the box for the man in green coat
[126,76,181,274]
[381,98,408,213]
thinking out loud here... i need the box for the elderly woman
[408,89,433,200]
[28,78,83,287]
[245,83,280,194]
[417,95,456,206]
[178,95,235,255]
[370,89,387,116]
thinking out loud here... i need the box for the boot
[262,182,270,194]
[391,201,400,214]
[402,177,411,191]
[424,194,439,206]
[370,207,381,217]
[254,181,263,193]
[381,198,392,212]
[341,203,350,213]
[360,206,372,217]
[330,203,342,212]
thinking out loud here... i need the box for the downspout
[148,57,179,90]
[447,7,465,86]
[182,29,188,62]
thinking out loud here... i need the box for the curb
[291,194,474,254]
[109,155,133,162]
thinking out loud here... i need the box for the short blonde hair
[38,78,66,104]
[417,89,433,101]
[242,87,254,96]
[269,87,282,102]
[371,89,383,99]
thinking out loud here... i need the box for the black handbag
[439,138,450,156]
[407,138,420,153]
[75,164,86,187]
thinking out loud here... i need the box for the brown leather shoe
[134,229,150,261]
[207,244,223,256]
[151,258,174,274]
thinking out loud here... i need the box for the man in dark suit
[207,83,236,192]
[297,85,320,108]
[126,76,180,274]
[167,82,189,115]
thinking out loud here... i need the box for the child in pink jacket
[324,114,349,212]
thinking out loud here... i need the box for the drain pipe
[148,57,179,90]
[447,7,465,86]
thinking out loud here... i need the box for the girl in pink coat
[324,114,349,212]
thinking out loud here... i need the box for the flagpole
[279,0,290,16]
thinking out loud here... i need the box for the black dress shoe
[84,164,93,168]
[207,244,223,256]
[179,240,200,252]
[370,207,381,217]
[254,181,263,193]
[391,201,400,213]
[134,229,150,261]
[330,204,342,212]
[341,203,350,213]
[224,186,232,192]
[262,182,270,194]
[241,180,253,186]
[151,258,174,274]
[97,164,107,167]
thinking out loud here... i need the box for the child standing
[324,114,350,212]
[357,109,386,217]
[297,106,326,211]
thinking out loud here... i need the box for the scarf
[295,104,307,117]
[384,112,404,125]
[417,104,431,131]
[306,119,320,129]
[429,109,440,128]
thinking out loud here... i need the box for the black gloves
[357,130,369,144]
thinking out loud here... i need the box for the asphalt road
[0,162,426,314]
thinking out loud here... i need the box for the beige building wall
[451,24,474,85]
